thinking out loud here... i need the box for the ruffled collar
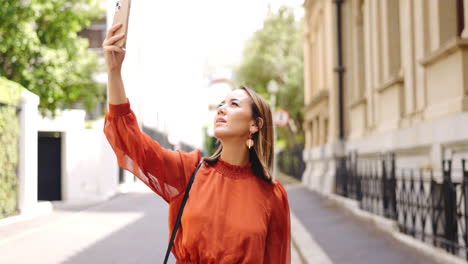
[211,158,254,179]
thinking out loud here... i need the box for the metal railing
[277,145,305,180]
[336,152,468,259]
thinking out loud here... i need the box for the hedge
[0,77,23,218]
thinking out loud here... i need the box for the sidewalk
[280,176,439,264]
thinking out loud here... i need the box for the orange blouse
[104,99,291,264]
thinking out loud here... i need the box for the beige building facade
[303,0,468,193]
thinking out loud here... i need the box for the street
[0,184,176,264]
[0,182,302,264]
[0,178,456,264]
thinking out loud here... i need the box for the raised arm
[102,23,127,105]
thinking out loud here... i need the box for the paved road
[285,183,439,264]
[0,186,176,264]
[0,183,301,264]
[1,176,435,264]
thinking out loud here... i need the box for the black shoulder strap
[163,159,204,264]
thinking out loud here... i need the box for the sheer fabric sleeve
[103,98,200,203]
[264,180,291,264]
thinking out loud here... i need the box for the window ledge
[377,73,404,93]
[305,89,329,112]
[420,37,468,67]
[348,97,367,109]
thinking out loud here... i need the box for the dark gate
[38,132,62,201]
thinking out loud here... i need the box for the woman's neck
[220,140,249,167]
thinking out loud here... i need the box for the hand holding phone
[103,23,126,73]
[111,0,131,48]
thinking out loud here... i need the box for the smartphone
[112,0,131,48]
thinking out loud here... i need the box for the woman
[103,23,291,264]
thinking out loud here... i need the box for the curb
[290,211,333,264]
[0,201,53,228]
[325,193,397,234]
[322,191,468,264]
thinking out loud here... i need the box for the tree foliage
[236,6,304,148]
[0,0,105,115]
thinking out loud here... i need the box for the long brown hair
[204,86,275,184]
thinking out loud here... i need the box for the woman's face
[214,89,256,141]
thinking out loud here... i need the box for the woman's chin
[213,129,229,140]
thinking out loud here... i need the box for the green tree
[236,6,304,149]
[0,0,105,115]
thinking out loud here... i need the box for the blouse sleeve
[264,180,291,264]
[103,98,200,203]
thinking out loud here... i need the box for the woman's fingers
[103,24,126,71]
[103,45,125,53]
[106,23,123,39]
[103,33,126,46]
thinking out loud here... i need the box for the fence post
[442,160,457,253]
[341,155,348,197]
[355,151,362,202]
[382,153,389,218]
[389,153,397,220]
[347,153,353,199]
[430,169,437,247]
[419,169,426,242]
[410,170,416,237]
[335,156,342,196]
[462,159,468,260]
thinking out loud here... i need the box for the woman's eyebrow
[218,98,241,106]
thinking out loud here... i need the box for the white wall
[14,86,120,220]
[18,90,40,214]
[62,124,119,202]
[36,109,119,203]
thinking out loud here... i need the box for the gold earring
[246,133,254,149]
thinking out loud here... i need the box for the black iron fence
[277,145,305,180]
[336,152,468,259]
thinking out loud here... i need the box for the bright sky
[108,0,304,147]
[198,0,304,66]
[118,0,304,66]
